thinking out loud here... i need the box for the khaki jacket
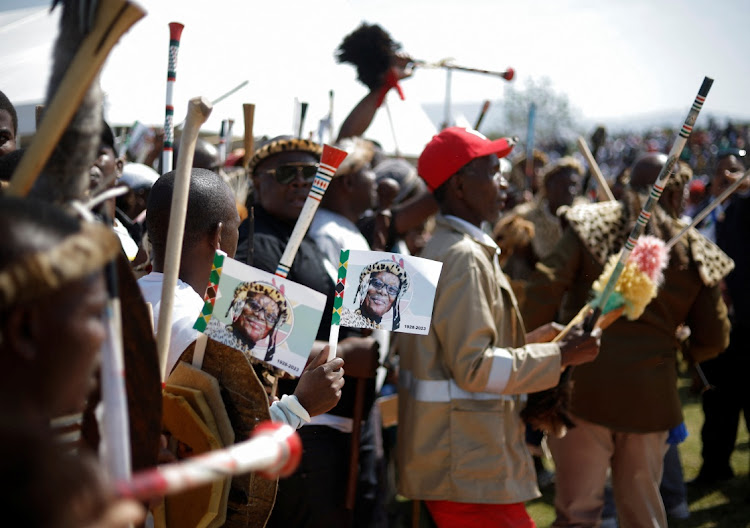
[396,216,561,504]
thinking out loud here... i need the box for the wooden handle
[551,303,590,343]
[6,0,145,197]
[242,103,255,168]
[156,96,213,381]
[345,378,367,511]
[577,136,615,202]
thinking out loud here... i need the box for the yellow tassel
[593,256,657,320]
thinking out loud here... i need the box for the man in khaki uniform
[396,127,600,527]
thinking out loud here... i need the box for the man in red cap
[396,127,601,527]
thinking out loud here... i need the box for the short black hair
[0,90,18,136]
[101,121,116,152]
[146,168,236,263]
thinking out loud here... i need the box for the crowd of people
[1,22,749,528]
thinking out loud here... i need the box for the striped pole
[586,77,713,329]
[117,422,301,500]
[218,119,229,165]
[525,102,537,191]
[273,144,348,278]
[162,22,184,175]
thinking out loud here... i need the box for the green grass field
[527,375,750,527]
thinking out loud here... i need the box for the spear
[584,77,713,331]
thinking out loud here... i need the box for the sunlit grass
[528,374,749,528]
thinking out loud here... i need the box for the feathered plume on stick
[335,23,402,89]
[521,236,669,437]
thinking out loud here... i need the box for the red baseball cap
[418,127,516,191]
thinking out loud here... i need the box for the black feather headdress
[335,23,402,90]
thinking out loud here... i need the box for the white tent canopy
[1,0,437,157]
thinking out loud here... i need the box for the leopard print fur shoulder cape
[562,201,734,287]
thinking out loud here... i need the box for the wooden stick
[34,104,45,130]
[474,100,491,130]
[552,304,624,343]
[345,378,367,512]
[525,103,536,191]
[577,136,616,202]
[156,96,213,381]
[666,169,749,250]
[6,0,145,197]
[552,303,590,343]
[298,102,309,139]
[242,103,256,169]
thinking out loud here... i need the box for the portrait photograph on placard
[195,256,326,377]
[338,250,442,334]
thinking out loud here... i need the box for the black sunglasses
[369,277,400,297]
[246,298,280,326]
[264,164,318,185]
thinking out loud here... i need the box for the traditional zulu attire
[522,196,733,528]
[340,308,383,329]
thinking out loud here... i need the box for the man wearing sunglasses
[309,136,378,267]
[237,137,380,527]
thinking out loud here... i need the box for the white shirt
[138,272,204,375]
[309,208,371,267]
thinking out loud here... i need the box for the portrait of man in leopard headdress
[207,280,291,362]
[341,257,410,330]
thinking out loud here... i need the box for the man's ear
[3,308,38,362]
[115,156,125,179]
[448,171,465,199]
[211,221,224,252]
[343,173,356,192]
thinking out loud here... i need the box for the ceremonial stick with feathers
[522,77,714,436]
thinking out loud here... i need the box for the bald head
[629,153,669,192]
[173,138,221,172]
[629,152,690,218]
[146,168,240,269]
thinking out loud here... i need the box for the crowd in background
[0,33,748,526]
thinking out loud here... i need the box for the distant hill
[422,101,750,137]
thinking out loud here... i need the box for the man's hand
[558,325,601,368]
[391,52,415,81]
[293,347,345,417]
[526,322,565,344]
[337,336,380,378]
